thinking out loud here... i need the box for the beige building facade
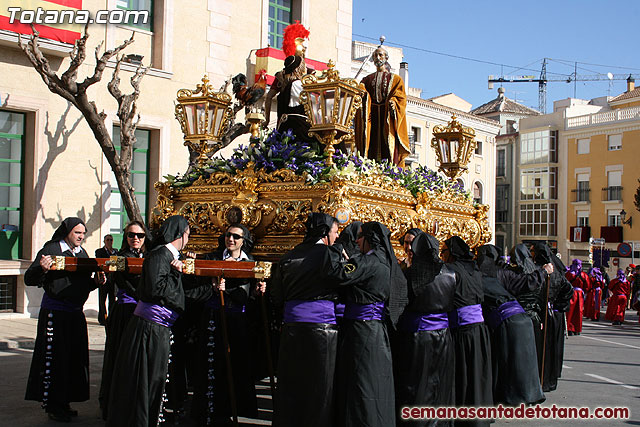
[0,0,353,316]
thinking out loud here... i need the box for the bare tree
[19,24,146,224]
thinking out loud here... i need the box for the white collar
[223,248,249,261]
[165,243,180,260]
[59,240,82,255]
[316,239,326,245]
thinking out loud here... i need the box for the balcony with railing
[565,106,640,129]
[602,186,623,202]
[571,188,590,203]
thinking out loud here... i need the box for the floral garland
[165,129,472,202]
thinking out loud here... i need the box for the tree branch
[78,32,135,92]
[60,22,89,91]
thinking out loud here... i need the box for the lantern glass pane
[451,139,459,162]
[214,106,225,138]
[439,139,449,163]
[207,104,216,135]
[323,89,335,124]
[196,103,207,134]
[184,104,196,135]
[310,92,322,125]
[340,92,353,126]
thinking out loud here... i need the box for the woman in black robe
[191,223,261,426]
[99,220,149,419]
[106,215,212,427]
[531,242,574,392]
[336,221,407,427]
[477,244,546,406]
[441,236,492,427]
[24,217,99,422]
[395,232,456,426]
[272,213,370,427]
[507,244,546,374]
[398,228,423,272]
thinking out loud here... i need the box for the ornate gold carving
[54,256,65,270]
[183,258,195,274]
[253,261,273,279]
[151,181,176,229]
[267,200,313,234]
[106,255,125,272]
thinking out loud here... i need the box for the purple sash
[343,301,385,321]
[335,302,345,318]
[116,289,137,305]
[283,300,336,324]
[448,304,484,328]
[401,312,449,332]
[574,287,584,295]
[40,292,82,312]
[134,301,179,328]
[486,300,525,329]
[206,296,246,313]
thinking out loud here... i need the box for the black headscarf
[303,212,336,243]
[509,243,537,274]
[443,235,476,274]
[152,215,189,249]
[409,232,443,296]
[476,244,501,278]
[399,228,424,245]
[47,217,86,246]
[335,221,362,257]
[532,241,566,276]
[225,223,254,254]
[361,221,408,327]
[444,236,474,261]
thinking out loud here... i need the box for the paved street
[0,311,638,426]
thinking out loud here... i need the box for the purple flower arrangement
[166,130,471,202]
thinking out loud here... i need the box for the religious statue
[355,47,410,167]
[263,21,314,143]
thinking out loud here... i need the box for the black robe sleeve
[24,242,96,305]
[498,267,546,296]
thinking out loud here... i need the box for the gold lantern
[175,75,233,168]
[431,115,477,180]
[300,60,364,165]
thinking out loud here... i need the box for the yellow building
[563,78,640,270]
[0,0,352,316]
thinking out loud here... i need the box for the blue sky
[352,0,640,112]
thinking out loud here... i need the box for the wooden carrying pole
[49,256,272,279]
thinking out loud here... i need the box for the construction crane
[488,58,640,114]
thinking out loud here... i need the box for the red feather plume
[282,20,309,56]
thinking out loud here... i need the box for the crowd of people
[564,259,640,330]
[22,213,638,426]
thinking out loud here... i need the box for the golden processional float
[150,63,491,261]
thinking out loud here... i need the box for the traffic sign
[617,242,632,257]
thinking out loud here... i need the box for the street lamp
[299,60,364,165]
[620,209,633,228]
[430,114,477,180]
[175,75,233,168]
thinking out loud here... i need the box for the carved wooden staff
[217,273,238,427]
[540,274,551,388]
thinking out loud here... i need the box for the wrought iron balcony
[602,186,623,202]
[571,188,590,202]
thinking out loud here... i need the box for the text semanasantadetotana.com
[401,404,630,420]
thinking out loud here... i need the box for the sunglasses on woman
[127,232,146,239]
[225,232,243,240]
